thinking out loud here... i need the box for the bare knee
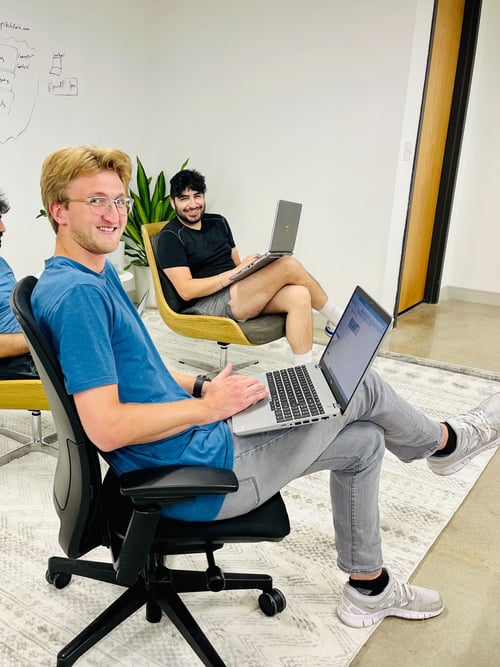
[288,284,311,311]
[276,255,305,278]
[273,284,311,314]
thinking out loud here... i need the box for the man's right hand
[201,363,268,422]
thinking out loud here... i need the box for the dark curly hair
[0,191,10,216]
[169,169,206,199]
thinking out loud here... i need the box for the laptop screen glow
[319,288,392,411]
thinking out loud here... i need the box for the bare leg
[229,255,328,318]
[259,285,313,354]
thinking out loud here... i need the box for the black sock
[432,422,457,457]
[349,568,389,596]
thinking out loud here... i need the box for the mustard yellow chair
[142,222,287,374]
[0,379,58,466]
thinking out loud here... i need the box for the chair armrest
[118,465,239,504]
[112,465,239,586]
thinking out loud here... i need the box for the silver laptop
[229,199,302,283]
[231,286,393,436]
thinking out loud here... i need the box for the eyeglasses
[63,196,133,215]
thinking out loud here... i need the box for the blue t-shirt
[0,256,21,334]
[31,256,233,521]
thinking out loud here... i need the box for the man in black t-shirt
[157,169,343,365]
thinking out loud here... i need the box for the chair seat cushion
[156,492,290,542]
[239,314,287,345]
[103,470,290,545]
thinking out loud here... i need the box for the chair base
[178,357,259,375]
[178,341,259,376]
[0,409,58,466]
[48,554,285,667]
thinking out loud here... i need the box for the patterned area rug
[1,310,499,667]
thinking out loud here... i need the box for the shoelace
[388,579,416,608]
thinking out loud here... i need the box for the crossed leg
[228,256,329,354]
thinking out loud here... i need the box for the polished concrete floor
[383,299,500,374]
[347,300,500,666]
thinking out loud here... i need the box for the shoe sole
[337,604,444,628]
[428,437,500,476]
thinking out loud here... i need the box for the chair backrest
[151,232,201,313]
[142,220,195,314]
[11,276,105,559]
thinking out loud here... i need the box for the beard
[175,202,205,226]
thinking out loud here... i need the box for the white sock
[293,350,313,365]
[319,300,343,325]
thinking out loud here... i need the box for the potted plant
[122,156,188,308]
[123,156,188,269]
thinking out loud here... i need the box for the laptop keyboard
[266,365,326,424]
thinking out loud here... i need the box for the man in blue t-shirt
[32,145,500,630]
[0,192,38,380]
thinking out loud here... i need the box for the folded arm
[0,332,31,359]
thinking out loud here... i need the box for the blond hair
[40,146,132,232]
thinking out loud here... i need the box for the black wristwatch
[193,374,211,398]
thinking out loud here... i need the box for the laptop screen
[319,286,393,412]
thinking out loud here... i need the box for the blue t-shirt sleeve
[50,284,118,395]
[0,257,21,334]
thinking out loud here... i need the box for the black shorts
[0,353,39,380]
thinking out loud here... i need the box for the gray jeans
[216,369,443,575]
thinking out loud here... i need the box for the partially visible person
[31,146,500,629]
[156,169,343,365]
[0,192,38,380]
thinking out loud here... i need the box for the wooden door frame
[394,0,482,321]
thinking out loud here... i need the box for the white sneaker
[428,392,500,476]
[337,571,444,628]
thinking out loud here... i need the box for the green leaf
[121,157,188,266]
[135,157,151,218]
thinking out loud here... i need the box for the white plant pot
[108,240,126,272]
[133,265,157,309]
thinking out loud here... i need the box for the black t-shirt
[156,213,237,278]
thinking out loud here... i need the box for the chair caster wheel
[258,588,286,616]
[46,569,72,589]
[206,565,225,592]
[146,601,163,623]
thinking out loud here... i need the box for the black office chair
[11,275,290,667]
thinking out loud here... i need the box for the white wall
[441,0,500,300]
[1,1,155,278]
[1,0,497,314]
[154,0,425,311]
